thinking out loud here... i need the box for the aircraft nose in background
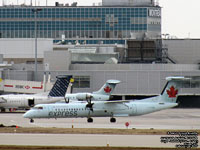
[23,111,32,118]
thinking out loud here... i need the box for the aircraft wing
[104,100,131,103]
[113,114,129,117]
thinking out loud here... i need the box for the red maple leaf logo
[167,86,178,98]
[104,86,112,93]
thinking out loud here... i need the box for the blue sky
[1,0,200,38]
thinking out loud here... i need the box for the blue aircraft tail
[48,75,73,97]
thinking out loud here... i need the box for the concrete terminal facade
[2,63,200,95]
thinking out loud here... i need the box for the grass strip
[0,127,199,135]
[0,145,194,150]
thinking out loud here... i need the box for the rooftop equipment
[102,0,155,6]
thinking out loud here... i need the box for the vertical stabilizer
[48,75,73,97]
[93,80,120,96]
[159,77,190,103]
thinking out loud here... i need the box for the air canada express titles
[49,110,78,117]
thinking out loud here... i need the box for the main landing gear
[0,108,5,112]
[87,117,93,123]
[30,119,34,123]
[86,99,94,123]
[86,103,94,111]
[87,117,116,123]
[64,98,69,103]
[86,98,94,111]
[110,117,116,123]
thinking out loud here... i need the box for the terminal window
[73,76,90,88]
[183,82,200,88]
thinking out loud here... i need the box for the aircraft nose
[23,111,32,118]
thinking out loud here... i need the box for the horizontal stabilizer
[184,76,200,81]
[106,80,121,84]
[166,76,200,82]
[166,76,191,81]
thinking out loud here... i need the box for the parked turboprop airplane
[64,80,120,104]
[23,76,190,123]
[0,75,73,111]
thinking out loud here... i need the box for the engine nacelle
[66,93,111,101]
[76,93,92,100]
[90,94,110,101]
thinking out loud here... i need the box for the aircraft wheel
[110,117,116,123]
[65,98,69,103]
[87,117,93,123]
[1,108,6,112]
[30,119,34,123]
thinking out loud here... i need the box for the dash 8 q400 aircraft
[24,77,191,123]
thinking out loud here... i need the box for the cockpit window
[33,106,43,110]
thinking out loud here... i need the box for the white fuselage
[23,99,178,119]
[65,93,110,101]
[0,94,64,109]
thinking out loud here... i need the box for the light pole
[32,8,42,81]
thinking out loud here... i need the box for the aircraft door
[28,99,35,107]
[131,104,137,115]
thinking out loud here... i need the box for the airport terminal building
[0,0,161,44]
[0,0,200,107]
